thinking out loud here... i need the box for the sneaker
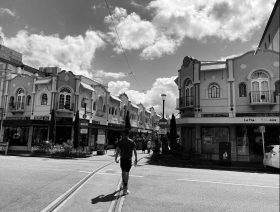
[123,187,130,195]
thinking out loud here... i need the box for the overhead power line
[103,0,142,90]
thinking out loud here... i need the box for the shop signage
[242,117,278,123]
[158,128,167,135]
[80,120,89,127]
[158,118,168,128]
[259,126,265,133]
[34,116,49,120]
[80,128,88,134]
[6,117,30,120]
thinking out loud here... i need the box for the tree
[73,110,80,149]
[49,109,56,144]
[125,110,131,131]
[169,114,177,151]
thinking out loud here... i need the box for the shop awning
[34,78,51,84]
[110,96,122,102]
[81,82,95,92]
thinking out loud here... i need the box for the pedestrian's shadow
[91,190,124,204]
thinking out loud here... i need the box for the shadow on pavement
[147,153,279,174]
[91,190,124,204]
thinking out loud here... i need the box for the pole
[261,132,265,156]
[162,99,165,119]
[84,103,86,119]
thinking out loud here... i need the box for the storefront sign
[96,129,106,144]
[242,117,278,123]
[6,117,30,120]
[158,128,167,135]
[80,128,88,134]
[80,120,89,127]
[34,116,49,120]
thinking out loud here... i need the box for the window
[208,83,220,98]
[184,79,194,106]
[9,96,14,107]
[275,80,280,95]
[26,95,31,106]
[41,93,48,105]
[58,87,71,109]
[250,70,270,103]
[239,83,247,97]
[16,88,25,110]
[103,105,106,113]
[112,107,115,115]
[92,101,96,110]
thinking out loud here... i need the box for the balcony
[176,96,194,109]
[9,102,25,113]
[249,91,277,105]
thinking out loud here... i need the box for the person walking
[147,139,152,154]
[115,129,138,195]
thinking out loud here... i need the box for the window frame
[239,83,247,97]
[41,93,48,105]
[208,83,220,98]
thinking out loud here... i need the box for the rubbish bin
[219,142,231,166]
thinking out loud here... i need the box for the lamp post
[161,94,166,119]
[83,97,88,119]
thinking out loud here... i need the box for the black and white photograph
[0,0,279,211]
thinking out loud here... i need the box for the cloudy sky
[0,0,276,116]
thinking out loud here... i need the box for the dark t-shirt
[117,137,136,160]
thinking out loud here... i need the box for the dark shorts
[120,158,132,172]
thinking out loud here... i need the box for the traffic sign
[158,118,168,129]
[259,126,265,133]
[158,128,167,135]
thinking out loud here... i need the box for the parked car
[263,145,279,169]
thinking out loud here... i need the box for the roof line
[258,0,279,48]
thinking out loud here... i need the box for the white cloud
[108,76,178,116]
[0,8,15,17]
[0,29,106,78]
[94,70,127,79]
[105,0,275,59]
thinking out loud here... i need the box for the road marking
[79,170,92,174]
[41,161,114,212]
[97,172,144,178]
[176,179,280,189]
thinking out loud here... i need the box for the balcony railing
[176,96,194,109]
[9,102,25,112]
[249,91,276,104]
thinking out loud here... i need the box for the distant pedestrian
[115,129,137,195]
[141,136,146,154]
[147,139,152,154]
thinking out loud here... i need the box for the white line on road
[97,172,144,178]
[176,179,280,189]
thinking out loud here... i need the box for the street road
[0,152,279,212]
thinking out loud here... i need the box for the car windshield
[265,146,274,153]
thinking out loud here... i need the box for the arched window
[239,83,247,97]
[26,95,31,106]
[208,83,220,98]
[41,93,48,105]
[59,87,71,109]
[184,79,194,106]
[92,101,96,110]
[115,108,118,116]
[109,107,111,114]
[275,80,280,95]
[250,70,270,103]
[97,96,104,111]
[16,88,25,109]
[103,104,106,113]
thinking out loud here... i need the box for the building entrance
[56,126,72,144]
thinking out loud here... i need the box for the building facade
[176,50,279,163]
[0,45,161,151]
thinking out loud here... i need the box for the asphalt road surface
[0,152,279,212]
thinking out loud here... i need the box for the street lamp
[83,97,88,119]
[161,94,166,119]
